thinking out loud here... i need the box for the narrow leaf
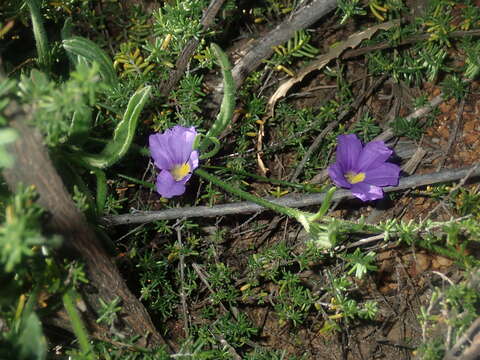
[200,43,235,152]
[63,290,94,359]
[25,0,51,70]
[63,36,118,86]
[79,86,151,168]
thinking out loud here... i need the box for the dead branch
[102,163,480,226]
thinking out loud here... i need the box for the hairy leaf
[78,86,151,168]
[63,36,118,86]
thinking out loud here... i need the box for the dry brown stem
[2,104,167,349]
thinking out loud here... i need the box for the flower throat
[345,171,365,184]
[171,163,190,181]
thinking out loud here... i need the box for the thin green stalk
[63,290,94,359]
[309,186,337,222]
[203,165,326,192]
[118,174,155,189]
[25,0,50,70]
[195,167,303,218]
[92,169,107,215]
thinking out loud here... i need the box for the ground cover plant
[1,0,480,359]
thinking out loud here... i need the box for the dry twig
[436,96,466,171]
[102,163,480,226]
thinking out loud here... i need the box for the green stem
[309,186,337,222]
[195,168,304,219]
[63,290,94,359]
[118,174,155,189]
[203,165,325,192]
[92,168,107,216]
[25,0,50,70]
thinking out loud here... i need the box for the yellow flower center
[345,171,365,184]
[171,163,191,181]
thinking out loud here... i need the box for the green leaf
[199,44,235,153]
[78,85,151,168]
[63,36,118,86]
[68,106,92,145]
[63,290,94,360]
[17,312,47,360]
[25,0,51,71]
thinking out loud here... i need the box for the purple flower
[328,134,400,201]
[149,126,199,198]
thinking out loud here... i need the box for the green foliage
[245,348,304,360]
[192,313,257,350]
[274,271,316,326]
[391,116,424,140]
[336,0,367,24]
[114,43,156,79]
[417,271,480,359]
[366,17,454,85]
[351,112,382,142]
[207,262,239,305]
[268,30,319,68]
[171,74,205,127]
[0,186,59,273]
[421,1,455,46]
[96,297,122,326]
[63,36,118,86]
[63,290,94,360]
[137,251,179,319]
[461,37,480,79]
[455,186,480,219]
[0,127,17,168]
[342,248,378,279]
[25,0,51,71]
[326,274,379,322]
[0,187,71,360]
[2,0,480,358]
[18,63,102,146]
[215,313,257,348]
[0,306,48,360]
[200,43,235,156]
[152,0,209,56]
[441,74,469,101]
[251,0,299,20]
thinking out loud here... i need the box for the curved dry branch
[2,103,167,349]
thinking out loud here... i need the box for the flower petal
[167,126,197,165]
[336,134,362,172]
[350,182,384,201]
[156,170,187,198]
[149,133,175,169]
[364,163,400,186]
[328,163,351,189]
[356,141,393,172]
[188,150,199,171]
